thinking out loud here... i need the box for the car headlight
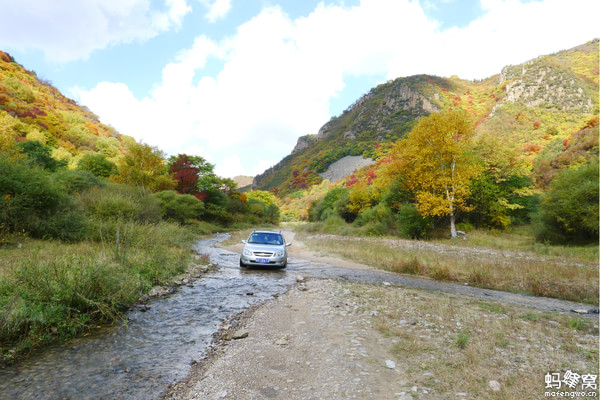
[275,251,284,257]
[243,249,253,256]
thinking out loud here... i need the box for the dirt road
[163,231,599,400]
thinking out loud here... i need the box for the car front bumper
[240,254,287,267]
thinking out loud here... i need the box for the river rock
[232,329,249,340]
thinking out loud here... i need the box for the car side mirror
[241,240,246,244]
[286,242,292,247]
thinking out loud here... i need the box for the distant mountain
[232,175,254,192]
[0,50,134,168]
[254,39,599,196]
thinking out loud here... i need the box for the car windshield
[248,233,283,245]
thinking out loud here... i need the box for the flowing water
[0,235,295,400]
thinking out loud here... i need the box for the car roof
[252,230,282,235]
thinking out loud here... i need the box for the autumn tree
[383,110,482,237]
[168,154,236,198]
[114,142,175,192]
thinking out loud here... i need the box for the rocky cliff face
[499,60,594,112]
[291,134,317,154]
[316,78,440,142]
[497,40,597,114]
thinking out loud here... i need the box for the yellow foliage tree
[384,110,482,237]
[113,142,175,192]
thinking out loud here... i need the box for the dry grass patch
[336,281,599,399]
[299,234,599,305]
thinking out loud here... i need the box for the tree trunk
[450,212,457,238]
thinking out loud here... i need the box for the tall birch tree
[385,110,481,237]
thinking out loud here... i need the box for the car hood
[244,243,285,252]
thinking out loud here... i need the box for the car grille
[253,251,273,257]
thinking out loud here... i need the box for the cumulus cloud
[0,0,191,62]
[75,0,600,177]
[202,0,233,22]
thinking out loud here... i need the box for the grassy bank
[338,280,598,399]
[0,221,199,364]
[295,223,599,305]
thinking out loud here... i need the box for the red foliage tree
[170,154,200,195]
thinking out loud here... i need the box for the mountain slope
[254,39,599,196]
[0,51,133,167]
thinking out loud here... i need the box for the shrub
[533,159,599,244]
[0,156,88,240]
[53,169,104,194]
[396,203,432,239]
[80,184,161,223]
[152,190,204,224]
[16,140,65,171]
[77,153,118,178]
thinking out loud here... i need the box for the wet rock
[232,329,249,340]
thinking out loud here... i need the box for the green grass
[0,221,197,364]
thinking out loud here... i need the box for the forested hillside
[267,40,598,243]
[0,51,132,167]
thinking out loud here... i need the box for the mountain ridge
[253,39,598,196]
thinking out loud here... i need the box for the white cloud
[0,0,191,62]
[203,0,233,22]
[75,0,600,178]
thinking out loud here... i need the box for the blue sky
[0,0,598,177]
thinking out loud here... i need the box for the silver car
[239,230,291,268]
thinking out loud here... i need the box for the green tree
[114,142,175,192]
[246,190,277,208]
[77,153,118,178]
[16,140,64,171]
[153,190,204,224]
[533,159,599,243]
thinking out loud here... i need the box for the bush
[309,187,348,222]
[152,190,204,224]
[16,140,65,171]
[533,159,599,244]
[80,183,162,223]
[396,203,432,239]
[53,169,104,194]
[0,156,88,240]
[77,153,118,178]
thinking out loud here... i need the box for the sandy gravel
[164,278,408,400]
